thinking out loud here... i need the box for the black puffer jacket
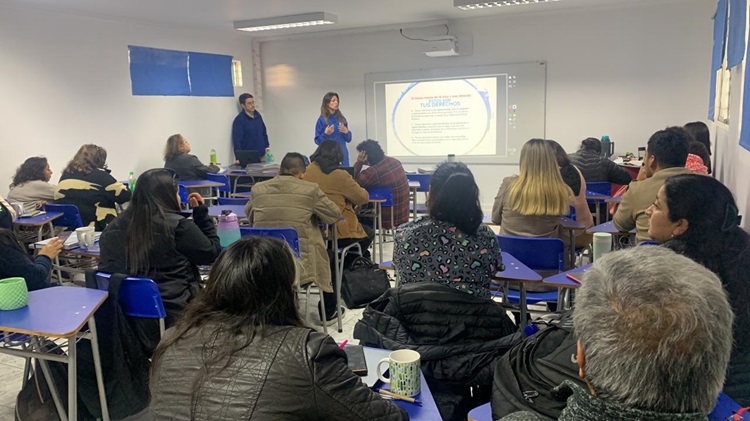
[568,149,632,185]
[150,325,408,420]
[354,283,521,385]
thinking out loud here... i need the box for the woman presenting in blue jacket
[315,92,352,166]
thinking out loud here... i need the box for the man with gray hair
[499,246,734,420]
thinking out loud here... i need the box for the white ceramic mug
[592,232,613,262]
[75,226,96,250]
[376,349,421,397]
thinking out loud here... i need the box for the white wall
[0,5,253,194]
[258,0,714,210]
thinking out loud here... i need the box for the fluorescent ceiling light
[234,12,337,32]
[454,0,559,10]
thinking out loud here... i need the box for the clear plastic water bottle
[210,148,217,165]
[217,210,241,248]
[128,171,136,194]
[265,149,274,163]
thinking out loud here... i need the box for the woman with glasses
[646,174,749,405]
[99,168,221,326]
[54,144,131,230]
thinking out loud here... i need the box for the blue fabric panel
[188,52,234,97]
[727,0,747,68]
[709,0,729,120]
[739,34,750,151]
[129,46,190,96]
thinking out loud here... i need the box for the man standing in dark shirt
[231,93,269,160]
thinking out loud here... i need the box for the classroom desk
[468,402,491,421]
[493,252,542,326]
[407,181,420,221]
[586,220,634,234]
[206,205,247,219]
[13,212,64,241]
[543,264,591,308]
[585,190,611,225]
[0,286,110,421]
[559,216,585,268]
[366,191,387,263]
[223,165,278,193]
[361,346,441,421]
[178,180,225,190]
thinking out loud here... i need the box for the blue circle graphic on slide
[390,79,492,156]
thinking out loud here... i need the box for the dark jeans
[322,225,375,317]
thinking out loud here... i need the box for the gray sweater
[7,180,56,213]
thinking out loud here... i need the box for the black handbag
[341,256,391,309]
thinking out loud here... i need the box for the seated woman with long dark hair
[394,162,502,298]
[149,236,407,420]
[0,199,63,291]
[646,174,749,405]
[8,156,56,214]
[99,168,221,326]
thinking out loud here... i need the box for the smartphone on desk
[343,345,368,376]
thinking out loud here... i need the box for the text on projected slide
[385,77,502,157]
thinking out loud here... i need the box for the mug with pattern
[376,349,421,397]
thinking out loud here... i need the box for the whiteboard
[365,61,546,164]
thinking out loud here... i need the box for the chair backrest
[586,181,612,196]
[207,173,231,193]
[366,186,394,207]
[406,173,431,192]
[497,235,564,272]
[94,272,167,320]
[239,227,300,257]
[178,184,189,203]
[44,203,84,228]
[218,197,249,206]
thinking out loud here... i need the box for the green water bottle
[210,148,217,165]
[128,171,136,193]
[265,149,274,163]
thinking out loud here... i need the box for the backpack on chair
[491,310,586,420]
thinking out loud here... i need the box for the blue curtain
[727,0,747,68]
[188,52,234,97]
[740,35,750,151]
[129,46,190,96]
[709,0,729,120]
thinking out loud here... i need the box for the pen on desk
[339,339,348,349]
[378,389,422,406]
[566,274,582,284]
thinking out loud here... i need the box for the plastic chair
[239,227,328,330]
[207,173,232,198]
[43,204,83,229]
[365,186,395,247]
[495,235,565,309]
[239,227,300,257]
[218,197,249,206]
[406,173,431,192]
[406,173,431,217]
[177,184,189,209]
[94,272,167,337]
[585,181,612,196]
[709,392,747,421]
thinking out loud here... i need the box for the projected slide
[385,78,500,156]
[366,62,547,164]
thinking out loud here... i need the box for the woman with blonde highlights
[492,138,576,248]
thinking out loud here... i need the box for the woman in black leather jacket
[149,236,408,420]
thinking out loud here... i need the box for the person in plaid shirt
[353,140,410,229]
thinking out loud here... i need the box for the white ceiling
[3,0,645,36]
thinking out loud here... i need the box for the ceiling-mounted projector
[423,35,459,57]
